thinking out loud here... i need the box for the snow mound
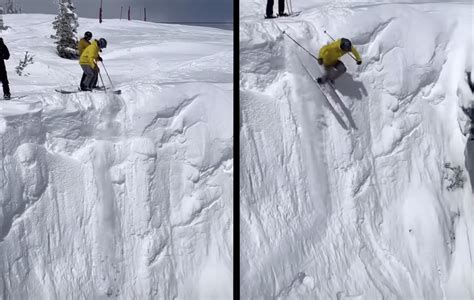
[0,14,232,298]
[240,1,473,299]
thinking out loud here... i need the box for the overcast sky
[13,0,233,24]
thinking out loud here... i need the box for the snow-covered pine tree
[53,0,79,59]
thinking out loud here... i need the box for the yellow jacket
[318,39,361,66]
[77,38,90,56]
[79,40,100,68]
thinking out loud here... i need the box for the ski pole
[98,71,107,94]
[285,0,292,15]
[100,61,115,89]
[323,30,357,62]
[280,29,319,61]
[289,0,293,15]
[323,30,336,42]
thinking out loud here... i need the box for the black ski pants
[324,60,347,81]
[80,64,98,90]
[80,70,98,89]
[0,62,9,96]
[266,0,285,16]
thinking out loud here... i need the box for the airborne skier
[317,38,362,84]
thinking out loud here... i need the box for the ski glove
[317,58,323,65]
[97,56,103,62]
[357,60,362,65]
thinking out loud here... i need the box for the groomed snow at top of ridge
[0,14,233,299]
[240,0,474,18]
[240,1,473,299]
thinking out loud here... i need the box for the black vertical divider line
[233,0,240,298]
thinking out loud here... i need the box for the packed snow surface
[240,0,473,299]
[0,14,233,298]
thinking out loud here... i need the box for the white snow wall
[0,71,233,298]
[240,2,473,299]
[0,13,233,299]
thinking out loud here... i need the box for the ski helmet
[98,38,107,49]
[84,31,92,40]
[340,38,352,51]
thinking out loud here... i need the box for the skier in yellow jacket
[79,38,107,91]
[317,38,362,84]
[78,31,92,90]
[78,31,92,56]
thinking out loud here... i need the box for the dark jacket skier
[0,38,10,99]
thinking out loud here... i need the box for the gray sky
[14,0,233,24]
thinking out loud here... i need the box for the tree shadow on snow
[335,73,368,100]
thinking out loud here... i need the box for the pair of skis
[0,87,121,102]
[280,27,357,130]
[283,0,301,17]
[1,95,27,101]
[55,86,122,95]
[265,11,302,19]
[56,61,122,95]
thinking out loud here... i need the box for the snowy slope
[0,14,233,299]
[240,1,473,299]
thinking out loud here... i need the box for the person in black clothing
[266,0,288,19]
[467,72,474,93]
[0,38,10,100]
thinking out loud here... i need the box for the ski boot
[317,77,334,85]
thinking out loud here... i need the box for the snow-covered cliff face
[0,15,233,299]
[240,1,473,299]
